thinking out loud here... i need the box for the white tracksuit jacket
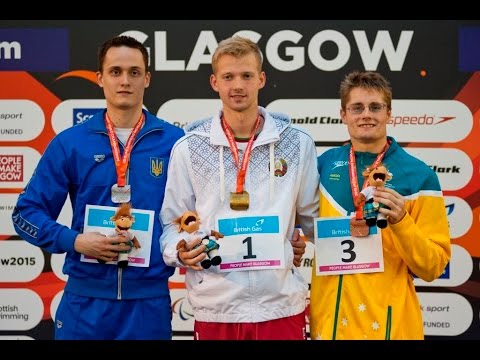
[160,106,319,323]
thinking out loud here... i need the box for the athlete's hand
[74,232,132,263]
[374,186,407,224]
[176,236,206,271]
[290,228,306,267]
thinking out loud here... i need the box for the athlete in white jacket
[160,36,319,340]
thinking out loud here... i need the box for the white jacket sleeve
[159,137,196,267]
[296,133,319,243]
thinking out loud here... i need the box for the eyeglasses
[346,103,388,115]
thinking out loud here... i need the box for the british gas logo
[218,216,280,236]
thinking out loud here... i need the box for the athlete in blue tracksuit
[12,36,184,339]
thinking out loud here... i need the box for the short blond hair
[211,36,263,74]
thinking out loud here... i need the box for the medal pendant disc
[111,184,131,203]
[230,191,249,211]
[350,218,369,237]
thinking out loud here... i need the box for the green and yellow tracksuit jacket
[309,137,451,340]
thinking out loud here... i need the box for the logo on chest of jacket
[150,157,164,178]
[273,158,288,177]
[94,154,105,163]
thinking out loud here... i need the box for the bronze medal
[349,217,369,237]
[230,191,249,211]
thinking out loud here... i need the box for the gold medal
[230,191,249,211]
[349,218,369,237]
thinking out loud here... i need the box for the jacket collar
[206,106,288,146]
[87,109,164,135]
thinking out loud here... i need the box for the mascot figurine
[109,203,141,268]
[354,164,392,229]
[175,211,223,269]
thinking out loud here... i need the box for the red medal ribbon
[348,140,390,220]
[221,114,261,193]
[105,112,145,187]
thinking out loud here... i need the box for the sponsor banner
[158,99,222,129]
[444,196,473,239]
[0,289,43,330]
[405,147,473,191]
[0,147,41,189]
[414,245,473,287]
[267,99,348,142]
[387,100,472,142]
[419,292,473,336]
[51,99,107,134]
[119,28,413,73]
[0,100,45,141]
[267,99,473,143]
[0,240,44,282]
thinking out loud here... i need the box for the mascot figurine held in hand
[175,211,223,269]
[354,164,392,229]
[110,203,141,268]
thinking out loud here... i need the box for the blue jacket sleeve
[12,136,78,254]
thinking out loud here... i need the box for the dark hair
[211,36,263,74]
[339,71,392,110]
[97,35,149,73]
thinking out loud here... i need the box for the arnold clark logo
[404,147,472,191]
[266,99,472,143]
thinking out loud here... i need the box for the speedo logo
[387,100,472,142]
[388,115,455,127]
[331,160,348,170]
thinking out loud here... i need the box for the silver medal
[111,184,131,203]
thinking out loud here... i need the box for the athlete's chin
[229,103,249,112]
